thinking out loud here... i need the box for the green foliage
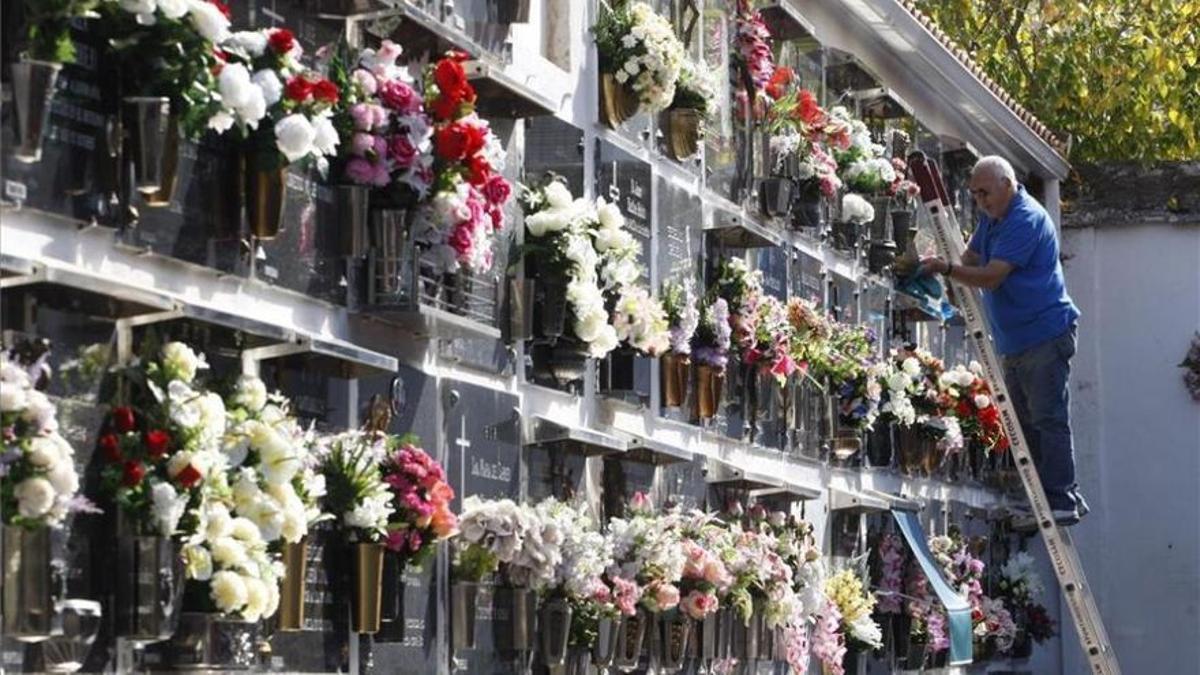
[22,0,98,63]
[912,0,1200,162]
[452,543,498,583]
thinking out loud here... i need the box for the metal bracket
[240,340,309,377]
[113,308,185,365]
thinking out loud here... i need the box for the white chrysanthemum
[186,0,231,42]
[242,576,269,622]
[210,570,248,613]
[183,543,214,581]
[15,477,55,519]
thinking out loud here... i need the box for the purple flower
[345,157,390,187]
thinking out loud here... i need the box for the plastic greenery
[22,0,98,63]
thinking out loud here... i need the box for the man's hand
[917,256,950,277]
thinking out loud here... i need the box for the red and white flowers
[216,28,340,169]
[414,52,511,273]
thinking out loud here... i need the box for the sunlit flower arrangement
[379,436,457,562]
[593,1,686,112]
[313,430,394,542]
[660,276,700,356]
[221,375,325,544]
[218,28,341,170]
[1,349,89,529]
[329,40,434,200]
[825,568,883,650]
[180,498,283,621]
[414,51,511,273]
[97,341,226,537]
[692,297,733,369]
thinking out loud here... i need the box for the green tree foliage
[911,0,1200,162]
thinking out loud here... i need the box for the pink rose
[350,103,376,132]
[629,491,653,514]
[652,583,680,611]
[682,590,718,620]
[482,175,511,206]
[388,135,417,168]
[702,559,732,589]
[352,132,376,157]
[379,79,423,116]
[487,206,504,231]
[375,40,403,69]
[611,576,641,616]
[346,157,390,187]
[352,69,378,96]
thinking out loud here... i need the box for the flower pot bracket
[1,254,177,322]
[524,415,627,457]
[353,2,478,61]
[607,429,692,465]
[861,488,923,512]
[850,86,912,120]
[462,60,556,118]
[705,211,783,250]
[757,1,816,42]
[828,487,889,513]
[751,480,821,502]
[704,458,781,491]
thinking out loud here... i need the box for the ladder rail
[906,153,1121,675]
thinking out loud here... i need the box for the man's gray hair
[972,155,1016,185]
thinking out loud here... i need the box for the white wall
[1056,222,1200,673]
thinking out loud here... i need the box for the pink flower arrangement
[381,437,458,561]
[610,575,643,616]
[336,41,433,198]
[733,0,775,99]
[678,538,730,619]
[876,532,905,614]
[811,598,848,675]
[414,52,512,273]
[784,623,812,674]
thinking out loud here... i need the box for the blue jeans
[1002,326,1083,512]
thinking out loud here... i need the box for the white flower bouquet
[313,430,394,542]
[593,1,686,112]
[611,285,671,356]
[217,27,340,173]
[0,349,89,529]
[180,499,284,622]
[221,375,326,544]
[606,503,686,612]
[660,276,700,355]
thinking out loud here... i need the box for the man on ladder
[918,155,1087,526]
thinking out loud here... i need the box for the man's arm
[920,256,1012,291]
[961,249,981,267]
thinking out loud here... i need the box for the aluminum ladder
[906,152,1121,675]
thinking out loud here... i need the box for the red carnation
[466,154,492,185]
[145,430,171,459]
[285,76,314,103]
[268,28,295,55]
[113,406,137,433]
[433,58,471,100]
[175,464,203,489]
[434,124,469,162]
[313,79,340,104]
[99,433,122,462]
[765,66,793,100]
[122,460,146,488]
[431,95,463,122]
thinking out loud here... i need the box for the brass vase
[660,352,689,408]
[245,155,287,239]
[600,73,641,128]
[664,108,702,160]
[695,363,724,420]
[451,581,479,651]
[351,542,385,633]
[276,538,308,632]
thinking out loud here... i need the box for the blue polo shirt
[967,186,1080,355]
